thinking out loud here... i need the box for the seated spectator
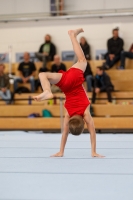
[35,34,56,68]
[84,62,94,92]
[0,63,11,104]
[104,28,124,70]
[118,44,133,69]
[73,36,91,63]
[50,55,66,93]
[51,55,66,72]
[14,52,36,93]
[80,37,91,60]
[92,66,114,104]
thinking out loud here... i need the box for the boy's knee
[39,72,45,78]
[81,60,87,65]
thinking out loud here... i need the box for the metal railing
[0,8,133,23]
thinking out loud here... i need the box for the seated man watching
[14,52,36,92]
[80,36,91,60]
[35,34,56,69]
[50,55,66,93]
[0,63,11,104]
[118,43,133,69]
[104,28,124,70]
[51,55,66,72]
[92,66,114,104]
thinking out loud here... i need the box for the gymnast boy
[33,28,104,158]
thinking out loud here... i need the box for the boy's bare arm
[84,107,105,158]
[51,113,69,157]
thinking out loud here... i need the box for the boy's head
[96,66,104,76]
[69,115,84,136]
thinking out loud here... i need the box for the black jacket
[84,62,93,78]
[94,72,114,92]
[80,42,91,60]
[0,74,10,89]
[39,42,56,61]
[51,63,66,72]
[107,37,124,55]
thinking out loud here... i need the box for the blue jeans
[85,75,93,92]
[120,51,133,68]
[14,76,35,92]
[106,54,120,68]
[0,89,11,104]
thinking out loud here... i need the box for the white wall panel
[64,0,105,11]
[0,0,15,15]
[0,0,50,15]
[105,0,133,9]
[15,0,50,14]
[0,0,133,16]
[64,0,133,11]
[0,17,133,62]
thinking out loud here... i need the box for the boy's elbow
[78,58,87,63]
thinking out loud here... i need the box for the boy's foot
[33,90,53,101]
[68,28,84,37]
[102,62,109,70]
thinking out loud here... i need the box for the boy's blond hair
[69,115,84,136]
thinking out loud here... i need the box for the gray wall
[0,0,50,15]
[0,0,133,16]
[64,0,133,11]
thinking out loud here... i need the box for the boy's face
[96,68,103,76]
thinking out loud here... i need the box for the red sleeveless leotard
[56,68,90,117]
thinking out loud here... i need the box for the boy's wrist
[60,150,64,154]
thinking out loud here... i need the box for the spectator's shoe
[102,62,109,70]
[117,66,124,70]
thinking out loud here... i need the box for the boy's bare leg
[68,28,87,72]
[33,72,62,101]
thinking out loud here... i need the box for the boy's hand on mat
[91,152,105,158]
[50,152,64,157]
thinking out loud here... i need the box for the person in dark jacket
[104,28,124,70]
[118,43,133,69]
[35,34,56,68]
[80,37,91,60]
[0,63,11,104]
[84,62,94,92]
[73,37,91,63]
[92,66,114,103]
[14,52,36,92]
[51,55,66,72]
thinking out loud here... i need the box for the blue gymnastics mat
[0,131,133,200]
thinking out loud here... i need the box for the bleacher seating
[0,59,133,131]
